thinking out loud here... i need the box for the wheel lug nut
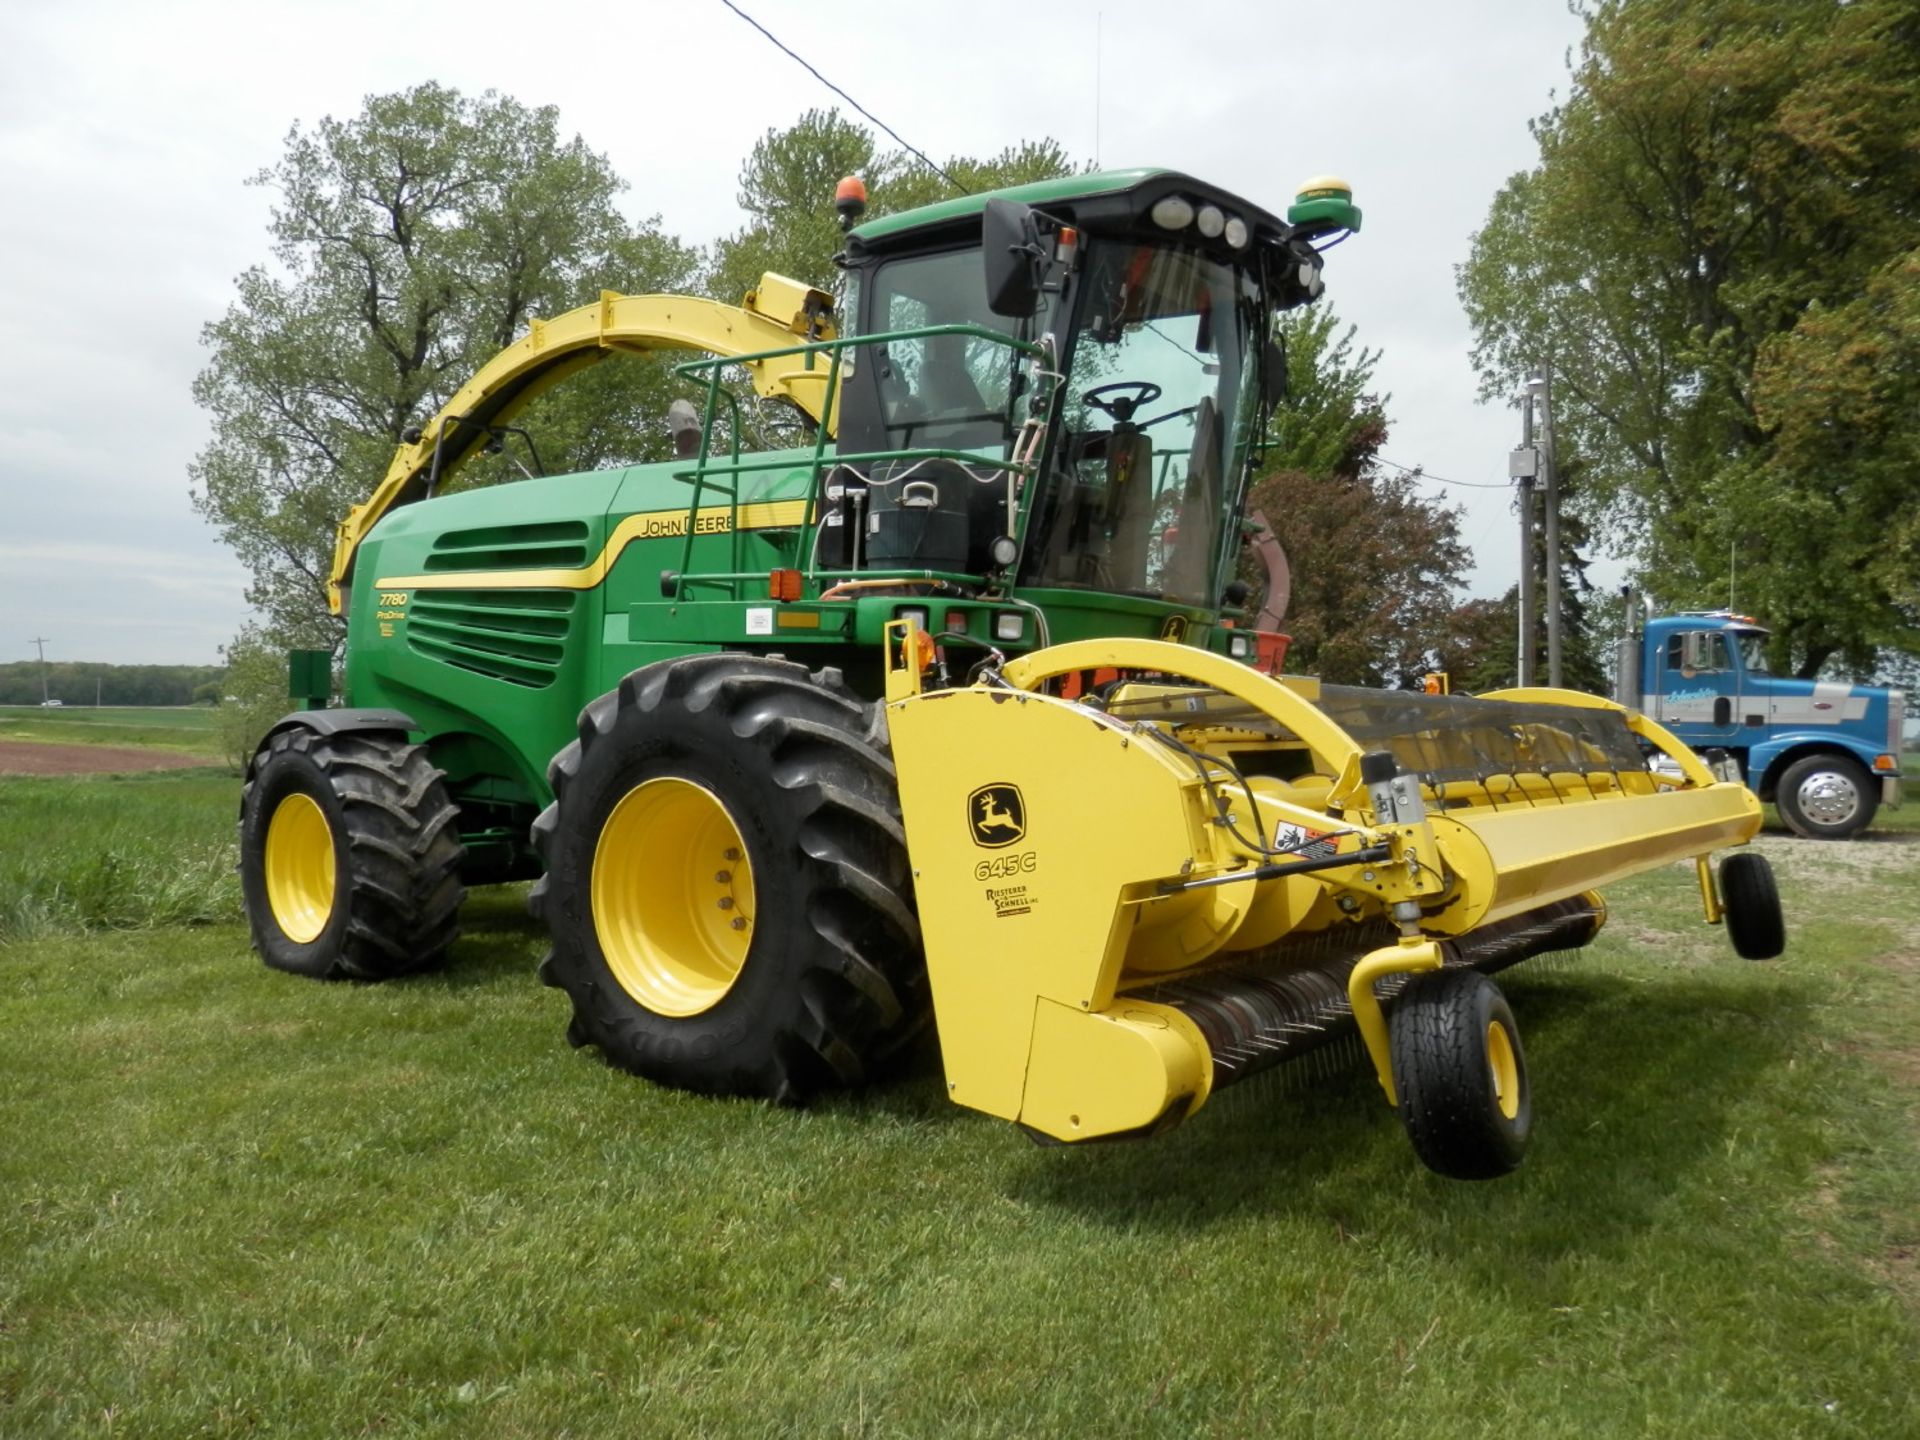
[730,917,746,931]
[717,897,734,910]
[715,869,731,883]
[723,847,742,862]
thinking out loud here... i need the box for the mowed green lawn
[1,767,1916,1437]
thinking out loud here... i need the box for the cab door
[1655,629,1741,745]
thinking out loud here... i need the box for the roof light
[835,175,869,232]
[1150,195,1195,231]
[1196,205,1225,239]
[1223,216,1249,249]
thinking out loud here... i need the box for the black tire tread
[1389,968,1530,1180]
[530,653,926,1102]
[241,728,466,981]
[1721,850,1786,959]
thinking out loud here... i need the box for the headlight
[993,612,1026,642]
[1228,632,1252,660]
[896,606,929,632]
[1150,195,1195,231]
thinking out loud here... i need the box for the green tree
[1241,306,1471,687]
[215,627,301,773]
[707,109,1074,304]
[1458,0,1920,676]
[1263,305,1384,479]
[191,84,696,650]
[1436,593,1521,694]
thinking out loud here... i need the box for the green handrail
[661,322,1054,602]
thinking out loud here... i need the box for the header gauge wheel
[1720,851,1785,959]
[239,729,466,980]
[1389,968,1531,1180]
[531,654,926,1103]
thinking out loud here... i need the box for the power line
[718,0,970,195]
[1376,454,1511,490]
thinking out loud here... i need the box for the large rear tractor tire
[530,654,926,1103]
[1389,968,1531,1180]
[1776,754,1876,840]
[239,729,466,980]
[1720,850,1786,959]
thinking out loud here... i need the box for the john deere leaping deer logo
[967,784,1026,848]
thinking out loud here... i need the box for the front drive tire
[1776,754,1876,840]
[1389,968,1531,1180]
[239,728,466,980]
[530,654,926,1104]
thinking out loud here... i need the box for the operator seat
[1164,396,1220,599]
[1103,430,1157,589]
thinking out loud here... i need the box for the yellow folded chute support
[326,273,838,614]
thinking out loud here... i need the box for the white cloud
[0,0,1591,664]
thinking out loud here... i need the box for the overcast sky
[0,0,1588,667]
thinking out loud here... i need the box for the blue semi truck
[1615,601,1906,839]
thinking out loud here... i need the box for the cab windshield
[1023,237,1260,603]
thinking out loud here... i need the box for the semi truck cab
[1622,608,1905,838]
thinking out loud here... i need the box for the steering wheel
[1083,381,1163,425]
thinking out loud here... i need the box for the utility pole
[1510,408,1538,686]
[1534,365,1564,687]
[30,636,50,704]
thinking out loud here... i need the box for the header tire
[1389,968,1531,1180]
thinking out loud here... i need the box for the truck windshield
[1023,238,1260,603]
[1734,631,1772,675]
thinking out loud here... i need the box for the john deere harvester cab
[240,168,1785,1179]
[826,172,1313,622]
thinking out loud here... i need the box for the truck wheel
[531,654,926,1103]
[1389,968,1530,1180]
[239,728,466,980]
[1720,851,1785,959]
[1776,754,1876,840]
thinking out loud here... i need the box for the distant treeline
[0,662,225,707]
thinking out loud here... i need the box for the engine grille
[421,519,590,573]
[405,590,576,688]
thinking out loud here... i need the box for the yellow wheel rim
[1487,1020,1521,1121]
[591,777,755,1017]
[264,791,336,944]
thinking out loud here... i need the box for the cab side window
[1667,631,1730,675]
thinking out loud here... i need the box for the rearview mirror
[1262,336,1289,408]
[982,199,1044,317]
